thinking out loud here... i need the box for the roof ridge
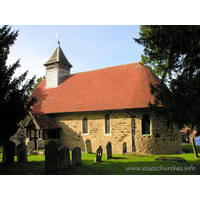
[70,61,141,76]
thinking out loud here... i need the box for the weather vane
[56,33,62,43]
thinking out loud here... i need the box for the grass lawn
[0,144,200,175]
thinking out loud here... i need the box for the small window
[142,115,150,135]
[82,117,88,134]
[105,114,110,134]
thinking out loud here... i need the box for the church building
[21,41,182,155]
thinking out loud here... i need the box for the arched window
[142,115,150,135]
[82,117,88,134]
[105,114,110,134]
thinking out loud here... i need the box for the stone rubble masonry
[54,110,132,154]
[54,109,182,155]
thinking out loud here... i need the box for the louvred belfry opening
[44,41,73,89]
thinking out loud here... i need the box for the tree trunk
[2,141,15,165]
[191,137,198,159]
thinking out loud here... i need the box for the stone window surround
[105,114,111,135]
[82,117,89,135]
[80,115,112,136]
[141,114,152,136]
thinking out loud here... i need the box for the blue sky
[6,25,144,80]
[0,0,197,195]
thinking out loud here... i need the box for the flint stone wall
[54,109,182,155]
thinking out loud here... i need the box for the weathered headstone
[38,139,45,149]
[59,146,71,170]
[45,140,58,174]
[85,139,92,153]
[17,143,27,163]
[27,141,35,151]
[106,141,112,159]
[94,146,103,162]
[72,147,82,166]
[122,142,127,154]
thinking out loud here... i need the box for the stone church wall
[53,109,182,155]
[133,109,182,155]
[54,110,133,154]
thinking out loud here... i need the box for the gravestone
[27,141,35,151]
[85,139,92,153]
[38,139,45,149]
[17,143,27,163]
[72,147,82,166]
[59,146,71,170]
[122,142,127,154]
[94,146,103,162]
[106,141,112,159]
[45,140,58,174]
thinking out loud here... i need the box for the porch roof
[20,112,61,130]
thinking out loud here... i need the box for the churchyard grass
[0,144,200,175]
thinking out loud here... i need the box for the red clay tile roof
[20,113,61,129]
[30,62,160,114]
[31,113,61,129]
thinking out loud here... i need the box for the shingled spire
[44,42,73,89]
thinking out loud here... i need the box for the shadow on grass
[0,161,45,175]
[1,158,200,175]
[111,157,126,159]
[1,150,200,175]
[59,159,200,175]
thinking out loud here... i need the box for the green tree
[0,25,37,164]
[134,25,200,131]
[32,75,45,91]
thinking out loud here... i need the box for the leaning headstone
[122,142,127,154]
[72,147,82,166]
[59,146,71,170]
[106,141,112,159]
[94,146,103,162]
[85,139,92,153]
[45,140,58,174]
[17,143,27,163]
